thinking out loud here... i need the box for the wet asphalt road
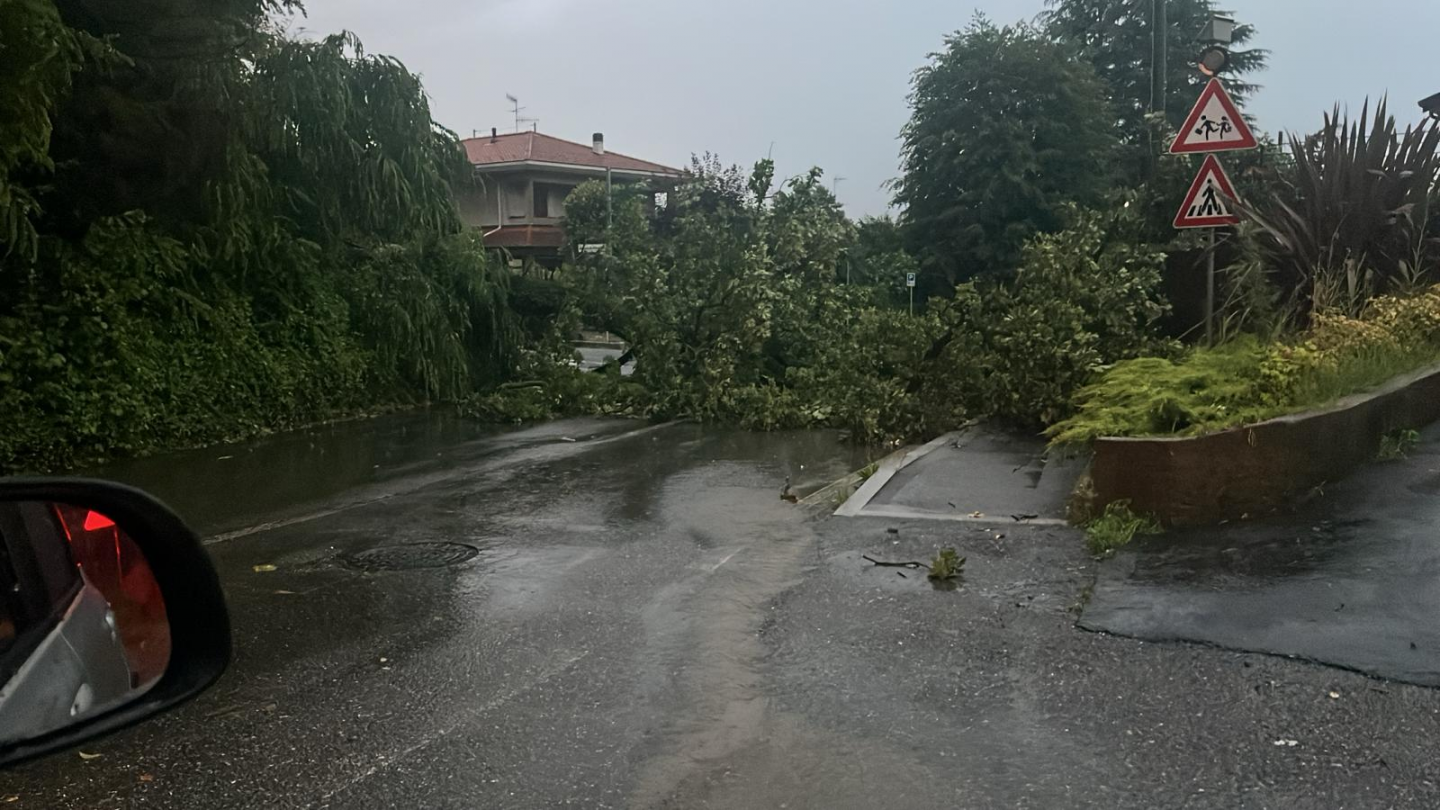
[1084,421,1440,687]
[5,413,1440,808]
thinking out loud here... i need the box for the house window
[533,183,567,219]
[504,182,527,219]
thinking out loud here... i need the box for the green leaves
[0,8,518,473]
[944,202,1176,428]
[1237,99,1440,321]
[1042,0,1268,149]
[0,0,91,260]
[894,15,1123,286]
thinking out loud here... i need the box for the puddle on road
[337,542,482,572]
[1123,519,1367,586]
[72,409,509,535]
[72,412,647,536]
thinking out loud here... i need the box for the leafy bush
[0,213,372,471]
[1046,339,1277,444]
[1050,285,1440,444]
[546,183,1173,442]
[509,275,570,341]
[1085,501,1161,557]
[928,548,965,580]
[1378,428,1421,461]
[943,202,1176,426]
[0,15,520,473]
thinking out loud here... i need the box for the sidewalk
[836,424,1085,526]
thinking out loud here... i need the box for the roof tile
[462,131,682,176]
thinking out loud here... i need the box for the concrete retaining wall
[1089,363,1440,526]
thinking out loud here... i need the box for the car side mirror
[0,479,230,767]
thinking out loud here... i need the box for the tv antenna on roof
[505,93,527,132]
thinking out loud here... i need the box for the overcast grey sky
[290,0,1440,217]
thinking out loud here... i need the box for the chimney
[491,127,498,142]
[592,132,605,155]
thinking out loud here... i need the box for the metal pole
[1147,0,1169,179]
[606,168,613,230]
[1205,228,1217,345]
[1153,0,1168,118]
[909,286,915,317]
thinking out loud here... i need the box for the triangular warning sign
[1174,154,1241,229]
[1170,78,1258,154]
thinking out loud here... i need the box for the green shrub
[1050,285,1440,445]
[1085,501,1161,557]
[1378,428,1422,461]
[943,201,1177,427]
[509,275,570,340]
[928,548,965,580]
[1047,338,1276,444]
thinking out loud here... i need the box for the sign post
[1170,77,1256,345]
[1172,154,1242,345]
[906,272,917,316]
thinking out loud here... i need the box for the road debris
[862,554,929,570]
[780,475,798,503]
[928,548,965,580]
[252,564,278,573]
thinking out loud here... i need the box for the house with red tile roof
[457,129,684,262]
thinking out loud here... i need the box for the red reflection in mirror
[82,510,116,532]
[52,505,170,687]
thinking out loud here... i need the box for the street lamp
[1197,14,1235,77]
[1200,14,1235,44]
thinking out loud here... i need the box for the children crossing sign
[1173,154,1240,229]
[1169,78,1258,154]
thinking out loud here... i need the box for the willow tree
[0,1,517,472]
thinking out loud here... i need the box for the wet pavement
[4,413,1440,808]
[859,426,1084,523]
[1082,421,1440,687]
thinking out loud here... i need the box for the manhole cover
[338,542,480,572]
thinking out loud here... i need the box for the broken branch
[862,554,930,570]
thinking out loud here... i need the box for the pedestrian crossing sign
[1170,78,1258,154]
[1174,154,1240,229]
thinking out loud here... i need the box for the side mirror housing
[0,479,230,767]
